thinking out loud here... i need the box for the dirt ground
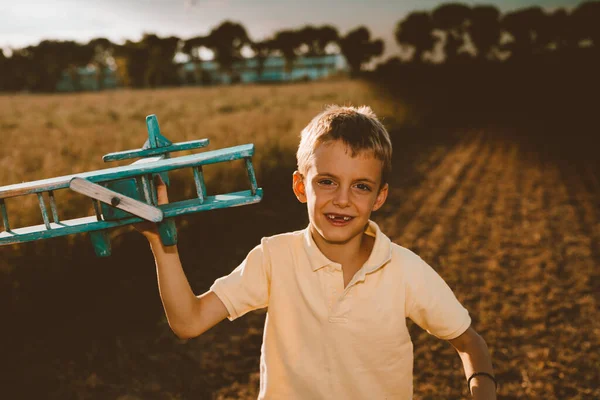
[207,130,600,399]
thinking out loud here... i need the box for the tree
[205,21,251,82]
[271,29,303,78]
[431,3,472,62]
[114,40,147,88]
[298,25,339,55]
[183,35,211,84]
[16,40,93,92]
[395,11,436,63]
[143,34,181,87]
[501,6,547,59]
[534,9,572,53]
[569,1,600,48]
[87,38,115,90]
[114,34,180,88]
[468,5,501,60]
[250,39,273,81]
[339,26,384,76]
[183,35,210,60]
[1,49,35,91]
[0,49,8,91]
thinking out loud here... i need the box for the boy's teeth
[327,214,351,221]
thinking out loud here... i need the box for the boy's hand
[134,175,169,241]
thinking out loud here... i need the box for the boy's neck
[309,224,374,268]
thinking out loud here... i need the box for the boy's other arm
[137,177,229,339]
[448,326,497,400]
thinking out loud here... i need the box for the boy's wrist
[144,233,162,246]
[147,236,176,253]
[468,373,497,399]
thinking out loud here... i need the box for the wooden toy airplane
[0,114,263,256]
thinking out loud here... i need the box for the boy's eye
[355,183,372,192]
[317,179,335,186]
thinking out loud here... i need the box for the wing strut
[69,178,164,223]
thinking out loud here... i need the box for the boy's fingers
[153,175,169,205]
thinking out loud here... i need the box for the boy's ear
[372,183,389,212]
[292,171,307,203]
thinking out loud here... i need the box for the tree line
[393,1,599,63]
[0,1,598,93]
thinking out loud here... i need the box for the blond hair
[296,105,392,186]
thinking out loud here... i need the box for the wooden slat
[0,144,254,199]
[70,178,163,223]
[193,166,206,203]
[159,189,263,217]
[37,193,51,230]
[140,175,152,204]
[102,139,209,162]
[131,155,164,165]
[0,199,10,231]
[0,189,262,245]
[1,216,102,244]
[148,174,158,206]
[245,158,258,196]
[92,199,102,221]
[48,190,60,223]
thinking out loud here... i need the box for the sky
[0,0,584,60]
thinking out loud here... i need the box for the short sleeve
[405,255,471,340]
[210,237,271,321]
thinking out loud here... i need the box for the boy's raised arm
[137,178,229,339]
[448,326,497,400]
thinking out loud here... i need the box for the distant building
[56,54,348,91]
[56,65,118,92]
[179,54,349,85]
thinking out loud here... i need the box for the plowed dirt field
[209,131,600,399]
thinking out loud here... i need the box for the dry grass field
[0,79,405,230]
[0,80,598,399]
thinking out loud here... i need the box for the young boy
[138,105,497,399]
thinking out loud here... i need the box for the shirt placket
[325,263,353,323]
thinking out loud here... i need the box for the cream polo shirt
[210,220,471,400]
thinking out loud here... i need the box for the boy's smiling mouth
[325,213,354,224]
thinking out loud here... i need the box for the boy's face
[293,139,388,245]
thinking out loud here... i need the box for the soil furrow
[413,136,495,262]
[414,145,449,177]
[544,163,600,398]
[409,135,507,399]
[561,164,600,270]
[584,162,600,194]
[376,136,457,227]
[380,131,481,240]
[395,132,484,248]
[518,158,599,399]
[471,140,522,398]
[507,150,555,398]
[437,138,509,300]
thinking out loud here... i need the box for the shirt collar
[302,220,392,274]
[361,220,393,274]
[303,226,334,271]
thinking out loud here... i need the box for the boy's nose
[333,188,350,207]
